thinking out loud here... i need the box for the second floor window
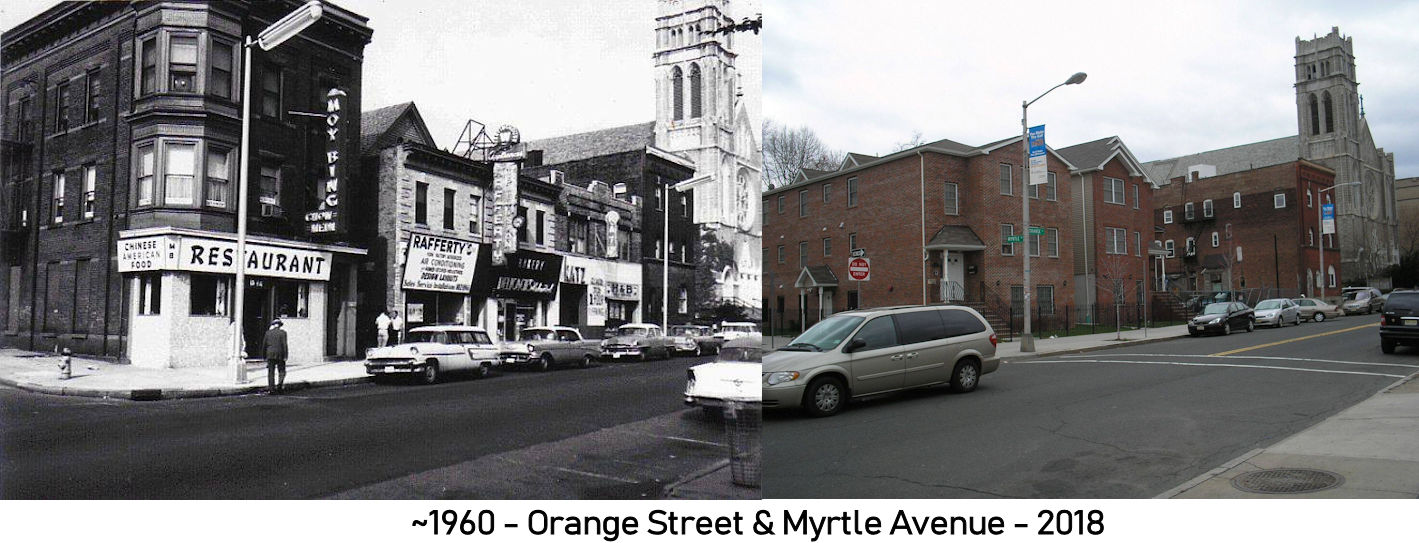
[137,146,155,206]
[847,177,858,207]
[258,165,281,206]
[169,36,198,93]
[1106,227,1127,254]
[1233,192,1242,208]
[469,194,481,234]
[205,148,229,208]
[82,165,96,219]
[799,190,808,217]
[1163,209,1173,224]
[1185,202,1195,220]
[261,66,282,118]
[1203,199,1214,218]
[943,182,959,215]
[1104,177,1125,205]
[443,188,456,230]
[140,38,157,95]
[85,68,101,124]
[51,171,65,224]
[1165,240,1175,258]
[536,209,546,245]
[414,182,428,225]
[823,237,831,256]
[798,241,807,268]
[823,183,831,202]
[999,164,1013,195]
[208,40,234,99]
[1000,224,1015,256]
[163,142,196,205]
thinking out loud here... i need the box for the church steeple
[1295,26,1359,152]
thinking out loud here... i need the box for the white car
[1254,298,1302,327]
[365,325,500,384]
[685,337,762,415]
[714,321,759,341]
[600,323,674,361]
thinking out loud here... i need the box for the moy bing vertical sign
[306,87,347,234]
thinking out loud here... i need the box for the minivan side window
[850,316,899,352]
[939,309,987,337]
[892,310,947,344]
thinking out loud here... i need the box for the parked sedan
[365,325,500,384]
[600,323,674,361]
[1254,298,1301,327]
[669,324,724,356]
[1187,302,1255,336]
[498,326,600,370]
[1293,297,1342,322]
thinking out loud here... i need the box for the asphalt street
[0,355,722,499]
[763,317,1417,498]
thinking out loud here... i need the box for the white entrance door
[943,252,965,301]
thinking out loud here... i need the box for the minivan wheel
[950,359,980,393]
[803,376,847,417]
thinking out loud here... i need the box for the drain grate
[1231,468,1343,494]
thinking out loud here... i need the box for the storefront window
[273,281,308,318]
[137,274,162,315]
[190,273,231,316]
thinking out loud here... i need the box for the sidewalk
[1160,373,1419,498]
[0,348,370,400]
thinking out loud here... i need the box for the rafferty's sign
[118,235,333,281]
[402,232,479,293]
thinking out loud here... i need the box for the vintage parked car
[1379,291,1419,354]
[1292,297,1342,322]
[1254,298,1302,327]
[365,325,500,384]
[685,336,762,416]
[600,323,674,361]
[762,305,999,417]
[669,324,724,356]
[714,321,759,341]
[1187,302,1255,336]
[497,326,600,370]
[1341,287,1384,315]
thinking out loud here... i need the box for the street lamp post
[230,1,325,384]
[1318,181,1361,299]
[1019,72,1085,352]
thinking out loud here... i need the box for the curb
[1000,333,1189,362]
[0,373,372,401]
[662,459,732,499]
[1152,448,1264,499]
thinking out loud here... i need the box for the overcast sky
[763,0,1419,178]
[0,0,762,150]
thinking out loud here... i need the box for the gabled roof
[839,152,878,170]
[795,265,839,288]
[799,168,833,182]
[925,225,987,251]
[524,121,658,166]
[1140,136,1300,186]
[1056,136,1158,188]
[360,102,435,155]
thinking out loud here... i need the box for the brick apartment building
[762,134,1155,334]
[1,1,372,366]
[1146,147,1339,298]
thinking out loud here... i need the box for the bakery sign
[305,87,347,234]
[118,235,332,281]
[402,232,479,293]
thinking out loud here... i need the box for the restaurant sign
[402,232,480,293]
[118,235,332,281]
[305,87,347,234]
[492,250,562,300]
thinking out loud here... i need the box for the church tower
[1295,27,1398,283]
[653,0,762,314]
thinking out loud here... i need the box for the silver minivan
[762,305,999,417]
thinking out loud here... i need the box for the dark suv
[1379,291,1419,354]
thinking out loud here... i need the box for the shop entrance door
[242,281,272,360]
[502,302,536,341]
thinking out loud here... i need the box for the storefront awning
[491,249,563,301]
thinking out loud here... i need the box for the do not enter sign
[848,257,870,281]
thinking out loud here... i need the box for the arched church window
[672,66,684,121]
[1308,94,1320,135]
[689,63,702,119]
[1322,91,1334,133]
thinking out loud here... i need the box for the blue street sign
[1027,125,1046,185]
[1322,203,1336,235]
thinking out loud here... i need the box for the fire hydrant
[59,348,72,380]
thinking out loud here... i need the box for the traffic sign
[1028,226,1045,235]
[1005,235,1024,243]
[849,248,866,258]
[848,257,870,281]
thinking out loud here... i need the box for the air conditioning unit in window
[260,203,284,218]
[549,170,565,185]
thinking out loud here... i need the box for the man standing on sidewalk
[265,319,289,394]
[375,310,391,347]
[391,311,404,344]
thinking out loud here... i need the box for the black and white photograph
[0,0,762,501]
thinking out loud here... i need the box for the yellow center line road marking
[1211,323,1379,356]
[1017,359,1407,378]
[1058,352,1419,369]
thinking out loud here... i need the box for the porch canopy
[925,225,987,251]
[795,265,839,289]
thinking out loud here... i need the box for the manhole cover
[1231,468,1343,494]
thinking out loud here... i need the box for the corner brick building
[2,1,372,366]
[762,134,1155,334]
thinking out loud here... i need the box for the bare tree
[890,129,924,153]
[1096,256,1143,340]
[761,118,843,190]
